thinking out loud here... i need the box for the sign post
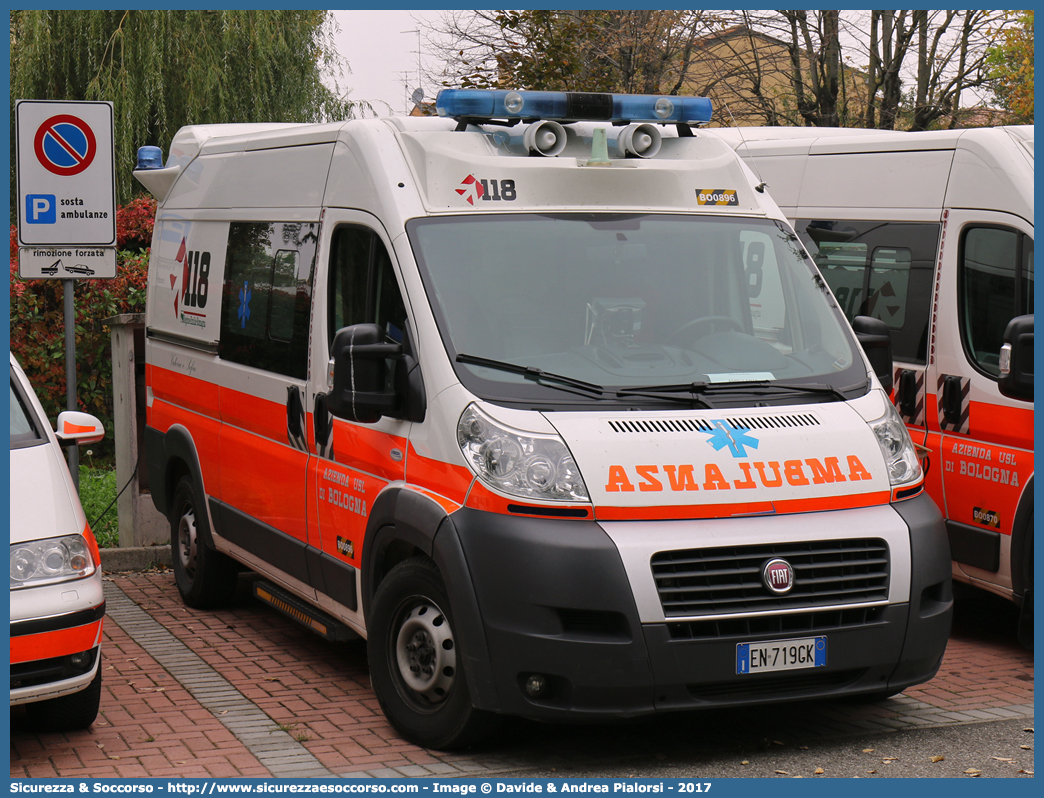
[16,100,117,491]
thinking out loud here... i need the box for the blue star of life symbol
[704,419,759,458]
[238,281,251,329]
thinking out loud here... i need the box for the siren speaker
[617,123,662,158]
[523,120,567,157]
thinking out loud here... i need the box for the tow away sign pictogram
[16,100,117,278]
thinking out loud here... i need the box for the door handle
[941,375,964,427]
[313,393,333,458]
[286,385,305,448]
[897,369,917,418]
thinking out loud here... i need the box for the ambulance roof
[140,90,785,218]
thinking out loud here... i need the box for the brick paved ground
[10,572,1033,779]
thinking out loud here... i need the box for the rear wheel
[171,475,239,609]
[368,557,499,749]
[27,666,102,732]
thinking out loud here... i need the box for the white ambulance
[717,126,1033,647]
[134,90,952,749]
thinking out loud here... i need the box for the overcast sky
[330,10,446,116]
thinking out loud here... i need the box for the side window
[959,226,1033,377]
[218,222,317,379]
[328,226,408,346]
[798,220,939,364]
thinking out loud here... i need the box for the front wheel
[368,557,499,749]
[170,475,239,609]
[26,665,102,731]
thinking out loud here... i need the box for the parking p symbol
[26,194,56,224]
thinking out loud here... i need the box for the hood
[9,442,86,545]
[546,402,890,521]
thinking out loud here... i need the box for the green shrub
[10,196,155,465]
[78,465,119,548]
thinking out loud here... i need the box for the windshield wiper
[690,379,865,402]
[617,378,867,405]
[615,383,716,409]
[754,381,856,401]
[455,353,607,397]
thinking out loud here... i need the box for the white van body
[717,126,1033,636]
[135,92,952,748]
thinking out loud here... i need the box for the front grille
[667,605,887,640]
[687,669,866,701]
[606,413,820,436]
[652,538,890,618]
[608,418,713,434]
[724,413,820,430]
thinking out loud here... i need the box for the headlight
[867,399,923,487]
[10,535,96,589]
[457,404,590,503]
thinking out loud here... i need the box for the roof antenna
[725,103,767,193]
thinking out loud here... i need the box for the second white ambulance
[134,90,952,749]
[716,125,1033,646]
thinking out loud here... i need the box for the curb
[100,544,172,572]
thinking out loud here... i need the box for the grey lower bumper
[435,492,951,720]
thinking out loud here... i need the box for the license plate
[736,636,826,675]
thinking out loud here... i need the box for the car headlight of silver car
[867,399,923,487]
[457,404,590,503]
[10,535,96,589]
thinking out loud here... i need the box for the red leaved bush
[11,197,156,463]
[115,195,156,251]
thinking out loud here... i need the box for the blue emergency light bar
[436,89,713,125]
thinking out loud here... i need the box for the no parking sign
[16,100,117,278]
[34,114,99,176]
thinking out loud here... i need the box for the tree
[430,10,1015,131]
[705,10,1009,130]
[430,10,718,96]
[10,10,362,207]
[857,10,1007,130]
[986,10,1033,124]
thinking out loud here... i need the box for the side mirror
[851,315,893,393]
[326,322,426,424]
[999,314,1033,401]
[326,324,400,423]
[55,411,105,446]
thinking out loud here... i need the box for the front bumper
[436,492,951,720]
[11,646,102,706]
[10,574,105,706]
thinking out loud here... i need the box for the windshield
[408,213,865,407]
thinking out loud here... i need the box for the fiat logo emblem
[762,559,795,594]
